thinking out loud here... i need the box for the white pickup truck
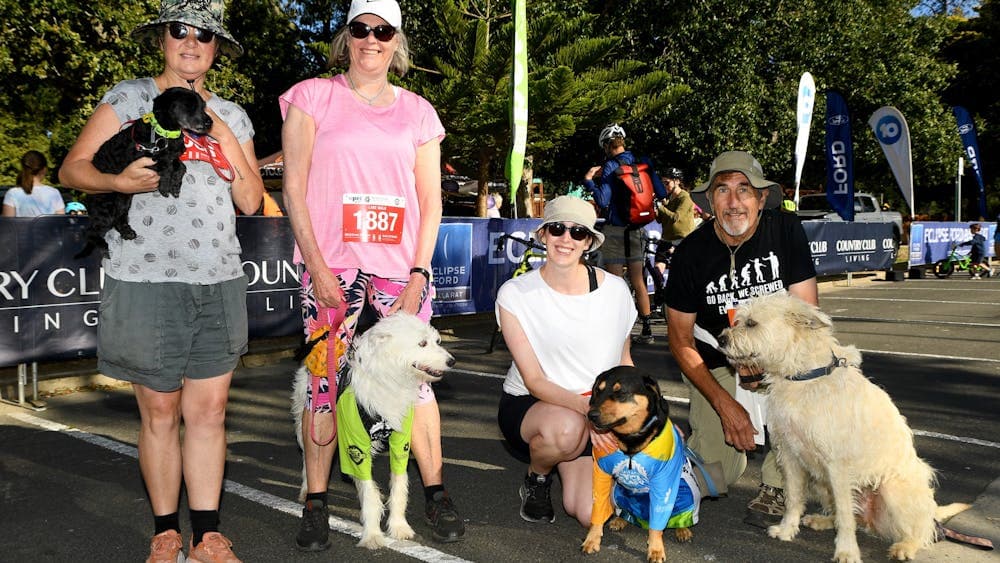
[796,192,904,247]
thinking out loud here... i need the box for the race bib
[342,193,406,244]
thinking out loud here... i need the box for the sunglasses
[167,22,215,44]
[347,21,397,42]
[544,222,592,241]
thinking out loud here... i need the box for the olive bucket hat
[132,0,243,58]
[690,150,782,210]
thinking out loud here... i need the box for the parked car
[797,192,903,248]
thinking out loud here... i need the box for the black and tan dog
[582,366,701,563]
[81,86,212,256]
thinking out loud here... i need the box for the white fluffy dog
[291,312,454,548]
[718,292,966,563]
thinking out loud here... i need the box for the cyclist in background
[653,167,695,273]
[583,124,668,344]
[959,223,994,279]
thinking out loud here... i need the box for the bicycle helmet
[663,167,684,180]
[598,123,626,148]
[65,201,86,214]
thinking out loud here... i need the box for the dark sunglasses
[167,22,215,44]
[545,222,592,241]
[347,21,397,42]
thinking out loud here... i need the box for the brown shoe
[747,484,785,516]
[186,532,241,563]
[146,530,183,563]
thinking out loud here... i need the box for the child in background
[958,223,993,279]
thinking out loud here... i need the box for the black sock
[189,509,219,546]
[153,512,180,535]
[424,484,445,502]
[305,492,327,508]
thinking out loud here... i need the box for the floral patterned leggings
[299,267,433,413]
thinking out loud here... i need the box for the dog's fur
[582,366,693,563]
[718,292,967,563]
[291,313,454,549]
[83,87,212,255]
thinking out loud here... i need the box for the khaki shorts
[600,225,644,265]
[98,276,249,391]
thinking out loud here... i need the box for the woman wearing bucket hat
[495,196,636,526]
[280,0,466,548]
[59,1,263,561]
[665,150,816,527]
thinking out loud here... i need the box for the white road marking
[6,412,472,563]
[859,348,1000,364]
[823,296,1000,306]
[832,316,1000,329]
[447,369,998,448]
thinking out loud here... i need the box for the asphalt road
[1,272,998,562]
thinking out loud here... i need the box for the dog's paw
[888,540,920,561]
[387,520,415,541]
[767,523,799,541]
[646,545,666,563]
[357,532,388,550]
[581,536,602,554]
[608,517,628,531]
[802,513,835,530]
[832,548,863,563]
[674,527,693,543]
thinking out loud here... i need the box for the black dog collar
[787,353,856,381]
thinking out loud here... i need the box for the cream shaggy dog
[717,292,966,563]
[291,312,454,548]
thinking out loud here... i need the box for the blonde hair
[328,27,410,77]
[18,150,47,195]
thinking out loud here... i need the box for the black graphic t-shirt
[666,210,816,369]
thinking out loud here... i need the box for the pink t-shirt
[279,75,445,277]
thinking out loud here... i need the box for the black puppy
[81,87,212,256]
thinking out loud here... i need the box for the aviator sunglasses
[348,21,397,42]
[544,222,592,241]
[167,22,215,43]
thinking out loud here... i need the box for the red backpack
[612,157,656,226]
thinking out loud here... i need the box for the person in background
[496,195,634,526]
[65,201,87,216]
[583,124,668,345]
[959,223,993,279]
[59,1,263,561]
[665,151,817,528]
[653,167,695,273]
[993,214,1000,268]
[3,151,65,217]
[280,0,465,550]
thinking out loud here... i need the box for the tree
[408,0,688,216]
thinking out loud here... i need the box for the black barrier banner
[1,216,897,367]
[802,221,896,275]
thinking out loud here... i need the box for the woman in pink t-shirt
[280,0,464,549]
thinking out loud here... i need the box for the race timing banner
[869,106,914,217]
[824,89,855,221]
[506,0,528,211]
[952,106,988,220]
[793,72,816,204]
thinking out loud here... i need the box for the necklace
[715,220,749,280]
[346,72,388,106]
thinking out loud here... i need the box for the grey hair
[328,27,410,77]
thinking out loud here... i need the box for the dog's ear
[642,375,669,419]
[784,298,832,331]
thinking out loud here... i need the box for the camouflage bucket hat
[132,0,244,58]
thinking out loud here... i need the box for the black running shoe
[519,473,555,523]
[295,499,331,552]
[424,490,466,543]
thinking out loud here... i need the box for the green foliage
[407,0,688,215]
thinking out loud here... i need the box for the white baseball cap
[347,0,402,28]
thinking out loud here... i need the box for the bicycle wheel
[933,259,953,278]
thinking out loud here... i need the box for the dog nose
[587,410,601,425]
[446,356,455,368]
[717,333,729,348]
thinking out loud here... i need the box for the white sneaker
[972,274,982,280]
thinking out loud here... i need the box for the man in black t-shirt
[665,151,817,526]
